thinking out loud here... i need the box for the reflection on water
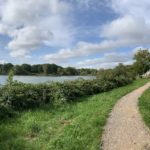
[0,75,95,85]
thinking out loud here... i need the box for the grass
[0,79,149,150]
[139,85,150,129]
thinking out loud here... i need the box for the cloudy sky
[0,0,149,68]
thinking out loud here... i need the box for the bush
[0,83,57,110]
[0,64,135,114]
[0,105,15,119]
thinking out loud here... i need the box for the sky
[0,0,150,69]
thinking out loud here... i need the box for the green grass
[139,85,150,129]
[0,79,149,150]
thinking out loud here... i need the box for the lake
[0,75,95,85]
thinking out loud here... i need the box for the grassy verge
[139,85,150,129]
[0,79,149,150]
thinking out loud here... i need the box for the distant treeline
[0,49,150,76]
[0,49,150,118]
[0,63,98,76]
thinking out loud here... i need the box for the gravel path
[102,82,150,150]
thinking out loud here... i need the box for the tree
[42,64,49,75]
[48,64,60,74]
[21,64,31,73]
[78,68,97,75]
[134,49,150,75]
[0,63,99,76]
[31,65,39,74]
[1,63,13,74]
[64,67,78,75]
[57,68,64,75]
[37,65,43,74]
[6,70,14,87]
[14,65,28,75]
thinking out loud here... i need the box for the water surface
[0,75,95,85]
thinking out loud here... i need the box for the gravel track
[102,82,150,150]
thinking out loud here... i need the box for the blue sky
[0,0,150,68]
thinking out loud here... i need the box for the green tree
[42,64,49,75]
[134,49,150,75]
[1,63,13,74]
[31,65,39,74]
[37,65,43,74]
[57,67,64,75]
[64,67,78,75]
[21,64,31,73]
[6,70,14,87]
[14,65,27,75]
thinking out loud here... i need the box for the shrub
[0,64,135,114]
[0,83,57,110]
[0,106,15,119]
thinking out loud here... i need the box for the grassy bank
[139,86,150,129]
[0,79,149,150]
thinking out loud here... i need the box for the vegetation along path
[102,82,150,150]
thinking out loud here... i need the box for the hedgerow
[0,64,135,118]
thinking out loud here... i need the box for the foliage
[0,56,144,117]
[0,70,16,119]
[139,87,150,128]
[0,79,149,150]
[6,70,14,87]
[0,49,149,77]
[0,63,97,76]
[133,49,150,75]
[0,63,13,74]
[0,63,136,113]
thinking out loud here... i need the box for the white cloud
[8,26,53,57]
[43,38,147,64]
[0,60,7,64]
[43,41,118,63]
[0,0,74,57]
[74,51,134,69]
[111,0,150,22]
[1,0,149,69]
[101,16,150,39]
[43,0,150,67]
[70,0,108,9]
[74,46,150,69]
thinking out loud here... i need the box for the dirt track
[102,82,150,150]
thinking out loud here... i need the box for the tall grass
[0,79,149,150]
[139,87,150,128]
